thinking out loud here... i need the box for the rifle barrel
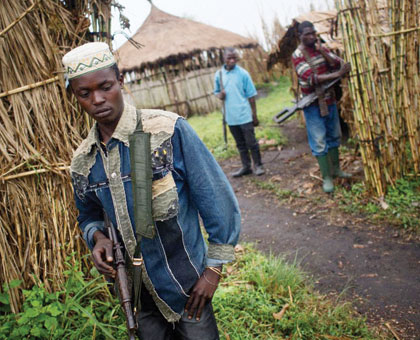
[273,76,344,125]
[104,212,137,339]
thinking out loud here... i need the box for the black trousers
[136,287,219,340]
[229,122,262,168]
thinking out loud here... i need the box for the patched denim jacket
[71,104,241,321]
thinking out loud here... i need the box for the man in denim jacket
[63,42,241,340]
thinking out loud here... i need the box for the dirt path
[220,119,420,340]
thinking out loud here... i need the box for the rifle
[219,70,228,149]
[104,212,137,340]
[273,77,342,124]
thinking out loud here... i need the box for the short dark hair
[298,21,315,34]
[223,47,238,57]
[110,63,121,79]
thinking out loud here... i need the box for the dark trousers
[229,122,262,168]
[136,287,220,340]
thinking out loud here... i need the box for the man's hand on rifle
[338,62,351,76]
[184,267,221,321]
[217,90,226,100]
[92,231,116,278]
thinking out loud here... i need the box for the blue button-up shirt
[71,105,241,321]
[214,65,257,126]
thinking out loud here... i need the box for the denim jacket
[70,103,241,321]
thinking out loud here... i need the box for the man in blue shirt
[63,42,241,340]
[214,47,265,177]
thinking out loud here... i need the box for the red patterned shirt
[292,46,341,105]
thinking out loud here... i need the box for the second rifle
[273,77,342,124]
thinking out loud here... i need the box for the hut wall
[124,66,220,116]
[0,0,111,312]
[122,46,275,116]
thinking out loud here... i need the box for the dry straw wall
[0,0,111,312]
[336,0,420,196]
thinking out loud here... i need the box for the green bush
[0,258,126,340]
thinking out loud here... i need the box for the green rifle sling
[129,110,155,240]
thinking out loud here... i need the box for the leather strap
[129,110,155,239]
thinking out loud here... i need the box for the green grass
[214,244,387,340]
[188,76,292,160]
[0,248,387,340]
[336,176,420,232]
[251,178,297,200]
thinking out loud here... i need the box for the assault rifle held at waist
[272,77,342,124]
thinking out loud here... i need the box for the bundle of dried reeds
[336,0,419,196]
[0,0,112,312]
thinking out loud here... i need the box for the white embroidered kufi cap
[62,42,116,80]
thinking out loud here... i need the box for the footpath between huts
[189,79,420,339]
[218,119,420,340]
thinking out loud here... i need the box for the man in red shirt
[292,21,351,193]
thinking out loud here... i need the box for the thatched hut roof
[267,10,341,70]
[116,5,258,73]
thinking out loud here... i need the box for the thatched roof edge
[116,5,259,73]
[118,43,258,73]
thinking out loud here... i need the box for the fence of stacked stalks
[335,0,419,196]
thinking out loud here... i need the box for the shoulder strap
[129,109,155,240]
[129,109,156,313]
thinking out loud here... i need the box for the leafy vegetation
[0,248,387,340]
[0,257,126,340]
[188,76,291,160]
[337,176,420,231]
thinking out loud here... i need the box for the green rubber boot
[316,155,334,193]
[328,147,351,178]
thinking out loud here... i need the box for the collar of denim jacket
[111,102,137,146]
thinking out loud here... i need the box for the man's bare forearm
[319,48,339,69]
[316,62,351,84]
[93,230,108,244]
[249,96,257,118]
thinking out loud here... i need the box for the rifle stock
[104,212,137,340]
